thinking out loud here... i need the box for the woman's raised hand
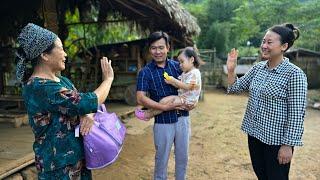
[101,57,114,81]
[227,48,238,73]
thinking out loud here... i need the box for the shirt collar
[150,58,169,69]
[264,57,289,73]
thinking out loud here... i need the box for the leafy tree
[291,0,320,51]
[184,0,320,56]
[201,22,232,57]
[206,0,241,23]
[185,0,241,56]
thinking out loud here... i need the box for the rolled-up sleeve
[227,65,257,94]
[282,70,308,146]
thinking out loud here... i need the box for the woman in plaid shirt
[227,23,307,180]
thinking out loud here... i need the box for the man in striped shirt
[136,31,190,180]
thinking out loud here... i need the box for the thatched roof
[137,0,201,36]
[0,0,200,46]
[61,0,200,45]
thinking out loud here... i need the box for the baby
[135,47,202,120]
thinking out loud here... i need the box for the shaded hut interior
[0,0,200,106]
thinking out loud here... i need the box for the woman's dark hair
[269,23,300,52]
[148,31,170,47]
[178,47,204,68]
[16,42,55,82]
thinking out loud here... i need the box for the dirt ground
[93,89,320,180]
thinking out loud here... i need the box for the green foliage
[291,0,320,50]
[199,22,232,57]
[183,0,320,57]
[64,9,141,58]
[237,46,260,57]
[232,1,260,45]
[206,0,241,23]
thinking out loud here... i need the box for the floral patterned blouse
[22,76,98,172]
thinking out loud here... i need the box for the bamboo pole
[0,153,35,179]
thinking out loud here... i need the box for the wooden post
[0,66,3,95]
[41,0,61,76]
[170,39,174,59]
[42,0,59,34]
[0,153,35,179]
[133,45,143,72]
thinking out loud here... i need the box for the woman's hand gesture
[101,57,114,81]
[227,48,238,73]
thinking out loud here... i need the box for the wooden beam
[42,0,59,34]
[65,18,150,27]
[129,0,161,14]
[0,153,35,179]
[113,0,148,17]
[0,67,3,95]
[105,0,115,10]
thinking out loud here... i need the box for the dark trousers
[248,135,292,180]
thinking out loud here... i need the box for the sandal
[135,108,149,121]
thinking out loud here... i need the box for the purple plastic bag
[82,104,126,169]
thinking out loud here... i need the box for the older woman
[227,23,307,180]
[16,23,114,179]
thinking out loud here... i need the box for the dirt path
[93,90,320,180]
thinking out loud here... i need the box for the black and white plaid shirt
[228,58,307,146]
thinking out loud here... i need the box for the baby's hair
[178,47,204,68]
